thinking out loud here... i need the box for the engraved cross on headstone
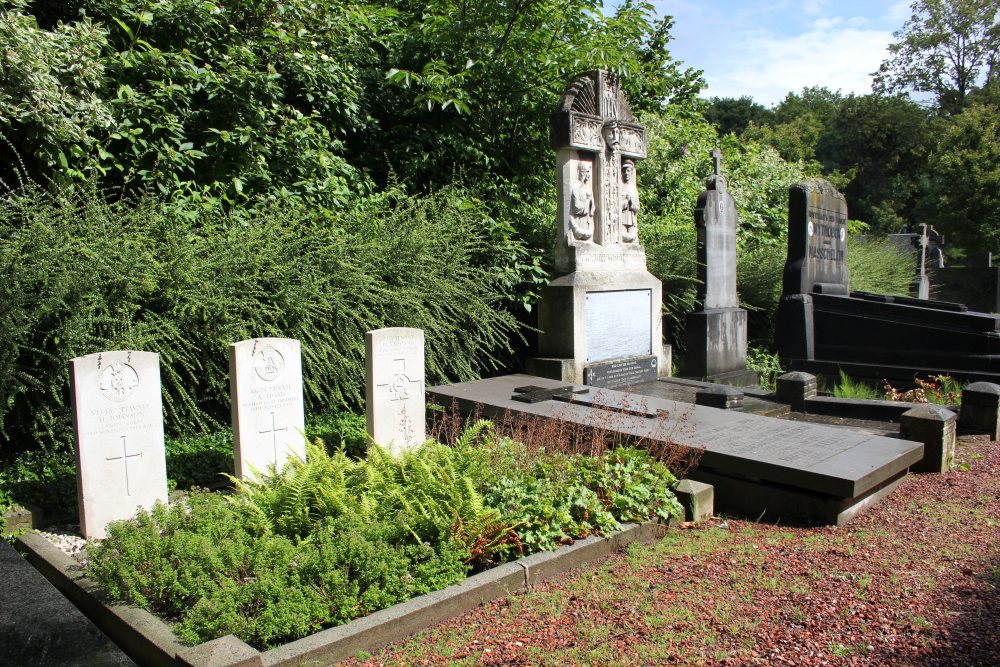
[259,411,288,464]
[379,359,420,402]
[106,435,142,497]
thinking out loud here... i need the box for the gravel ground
[346,435,1000,667]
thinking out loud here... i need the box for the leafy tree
[743,87,842,163]
[817,94,933,232]
[920,98,1000,254]
[703,96,775,136]
[356,0,704,193]
[873,0,1000,113]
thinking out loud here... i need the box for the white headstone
[229,338,306,480]
[365,328,425,452]
[70,350,168,540]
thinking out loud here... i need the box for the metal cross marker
[106,435,142,496]
[259,411,288,464]
[711,147,723,176]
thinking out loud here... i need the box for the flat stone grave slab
[0,541,134,666]
[428,374,924,525]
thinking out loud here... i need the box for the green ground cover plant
[85,421,684,649]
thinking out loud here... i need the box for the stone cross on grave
[105,435,142,497]
[258,411,288,464]
[711,148,723,176]
[551,70,647,249]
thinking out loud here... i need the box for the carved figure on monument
[550,70,648,271]
[621,159,640,242]
[569,161,595,241]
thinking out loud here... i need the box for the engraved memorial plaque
[584,355,658,388]
[585,289,652,362]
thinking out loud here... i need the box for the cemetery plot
[429,374,924,525]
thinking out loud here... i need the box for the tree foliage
[873,0,1000,113]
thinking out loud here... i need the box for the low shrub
[86,422,684,649]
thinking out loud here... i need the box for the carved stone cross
[711,147,723,176]
[106,435,142,496]
[259,411,288,464]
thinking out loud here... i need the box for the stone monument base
[681,307,756,386]
[529,269,669,386]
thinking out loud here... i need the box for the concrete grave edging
[15,517,674,667]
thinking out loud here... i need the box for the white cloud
[701,27,893,105]
[886,0,912,23]
[802,0,830,16]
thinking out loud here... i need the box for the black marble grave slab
[583,355,658,388]
[0,541,134,667]
[428,374,924,525]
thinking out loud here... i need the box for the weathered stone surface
[176,635,261,667]
[959,381,1000,439]
[694,385,743,411]
[230,338,306,480]
[675,479,714,522]
[775,372,818,411]
[900,404,957,473]
[429,374,923,524]
[70,350,168,540]
[0,540,135,666]
[365,328,425,452]
[683,308,749,378]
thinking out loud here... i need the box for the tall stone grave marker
[528,70,668,387]
[366,327,425,452]
[776,178,849,361]
[682,149,755,385]
[230,338,306,479]
[70,350,168,539]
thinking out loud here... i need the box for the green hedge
[0,185,523,453]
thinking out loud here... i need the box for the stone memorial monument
[527,70,668,388]
[776,178,849,361]
[366,327,425,452]
[681,149,756,386]
[230,337,306,480]
[69,350,168,539]
[776,179,1000,384]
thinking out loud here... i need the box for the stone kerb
[958,381,1000,439]
[230,338,306,481]
[366,328,425,452]
[900,404,957,473]
[694,385,744,411]
[775,371,818,411]
[70,350,168,540]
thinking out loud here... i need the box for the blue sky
[649,0,914,106]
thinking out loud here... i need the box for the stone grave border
[14,517,683,667]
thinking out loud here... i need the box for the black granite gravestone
[777,179,1000,384]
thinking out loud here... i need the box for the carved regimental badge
[253,345,285,382]
[99,362,139,402]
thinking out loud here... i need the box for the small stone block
[675,479,713,522]
[959,381,1000,440]
[1,503,43,533]
[176,634,262,667]
[694,385,743,411]
[900,404,957,473]
[775,371,818,410]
